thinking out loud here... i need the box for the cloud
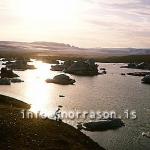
[85,0,150,31]
[0,0,150,47]
[140,0,150,5]
[82,0,150,47]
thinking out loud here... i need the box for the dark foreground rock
[46,74,75,85]
[142,75,150,84]
[0,94,30,109]
[77,118,125,132]
[0,116,104,150]
[0,95,105,150]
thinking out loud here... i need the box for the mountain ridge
[0,41,150,56]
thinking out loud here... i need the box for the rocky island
[0,78,11,85]
[127,72,150,76]
[77,118,125,132]
[6,60,36,70]
[51,60,74,71]
[121,62,150,78]
[0,67,24,85]
[46,74,76,85]
[51,59,100,76]
[142,75,150,84]
[0,67,19,78]
[121,62,150,70]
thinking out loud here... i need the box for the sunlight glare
[20,0,81,22]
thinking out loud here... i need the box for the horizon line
[0,40,150,50]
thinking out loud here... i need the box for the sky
[0,0,150,48]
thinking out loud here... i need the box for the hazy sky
[0,0,150,48]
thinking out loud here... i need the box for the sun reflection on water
[23,60,58,115]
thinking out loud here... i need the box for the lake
[0,60,149,150]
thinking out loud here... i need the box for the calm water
[0,60,149,150]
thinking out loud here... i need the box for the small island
[46,74,76,85]
[142,75,150,84]
[0,67,19,78]
[5,59,36,70]
[51,59,100,76]
[77,118,125,132]
[121,62,150,70]
[0,68,24,85]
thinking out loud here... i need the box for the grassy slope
[0,95,105,150]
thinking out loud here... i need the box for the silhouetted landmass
[0,41,150,64]
[46,74,76,85]
[0,94,30,109]
[51,59,100,76]
[0,95,104,150]
[0,41,150,56]
[97,55,150,63]
[127,72,150,76]
[0,67,19,78]
[35,55,150,63]
[77,118,125,132]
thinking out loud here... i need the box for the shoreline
[0,94,31,109]
[0,94,105,150]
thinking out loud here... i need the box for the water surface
[0,61,149,150]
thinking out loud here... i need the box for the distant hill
[0,41,150,56]
[96,55,150,63]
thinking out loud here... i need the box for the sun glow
[19,0,81,23]
[9,0,85,42]
[22,61,57,114]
